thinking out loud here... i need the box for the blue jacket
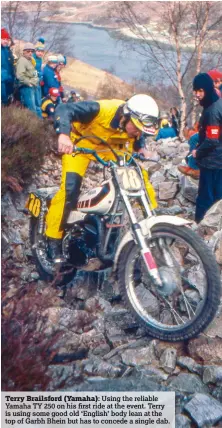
[156,126,177,141]
[42,64,60,96]
[33,53,43,80]
[187,133,199,170]
[1,46,14,83]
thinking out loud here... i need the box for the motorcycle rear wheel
[118,224,221,341]
[30,217,76,286]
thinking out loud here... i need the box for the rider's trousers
[45,143,119,239]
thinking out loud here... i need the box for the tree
[110,1,222,136]
[1,1,71,55]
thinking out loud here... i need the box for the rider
[46,95,159,260]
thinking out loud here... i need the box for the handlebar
[73,147,158,167]
[73,147,110,166]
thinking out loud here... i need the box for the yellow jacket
[70,99,135,152]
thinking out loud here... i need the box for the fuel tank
[76,179,116,215]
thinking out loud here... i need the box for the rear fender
[114,215,192,271]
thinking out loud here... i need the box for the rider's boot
[46,173,83,263]
[48,237,64,263]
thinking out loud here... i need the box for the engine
[63,221,98,268]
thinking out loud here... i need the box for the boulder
[168,373,208,394]
[47,363,82,390]
[184,393,222,427]
[158,181,178,200]
[203,366,222,385]
[201,200,222,229]
[188,336,222,365]
[83,356,124,378]
[205,311,222,339]
[175,414,191,428]
[177,356,203,375]
[121,343,156,366]
[180,175,198,203]
[159,347,177,374]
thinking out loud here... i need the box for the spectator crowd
[1,27,222,225]
[1,28,83,119]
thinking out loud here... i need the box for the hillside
[61,56,132,98]
[41,1,222,52]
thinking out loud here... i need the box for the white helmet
[123,94,159,135]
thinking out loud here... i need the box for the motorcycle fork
[120,189,162,287]
[103,195,124,254]
[37,200,48,235]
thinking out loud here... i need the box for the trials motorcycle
[27,136,221,341]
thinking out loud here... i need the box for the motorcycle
[26,135,221,341]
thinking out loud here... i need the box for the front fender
[114,215,192,271]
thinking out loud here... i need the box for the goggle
[128,107,158,128]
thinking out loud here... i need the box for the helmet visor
[131,116,158,135]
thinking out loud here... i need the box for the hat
[162,119,169,126]
[35,38,45,51]
[193,73,214,91]
[193,72,219,107]
[1,28,10,40]
[23,42,35,51]
[38,37,45,45]
[207,69,222,81]
[47,55,58,64]
[71,90,76,95]
[49,88,60,98]
[57,54,66,65]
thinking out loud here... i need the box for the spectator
[178,132,200,179]
[42,55,59,97]
[219,76,222,96]
[170,107,180,136]
[156,119,177,141]
[192,73,222,223]
[67,90,81,103]
[55,54,66,102]
[183,121,199,140]
[16,43,41,117]
[158,110,168,129]
[207,69,222,97]
[33,38,45,116]
[57,54,66,68]
[41,87,60,119]
[1,28,15,105]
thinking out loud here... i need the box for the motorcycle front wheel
[118,224,221,341]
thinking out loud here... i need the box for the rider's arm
[54,101,100,135]
[133,133,146,151]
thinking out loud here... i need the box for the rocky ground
[2,136,222,427]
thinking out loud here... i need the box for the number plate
[27,193,42,217]
[116,167,142,191]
